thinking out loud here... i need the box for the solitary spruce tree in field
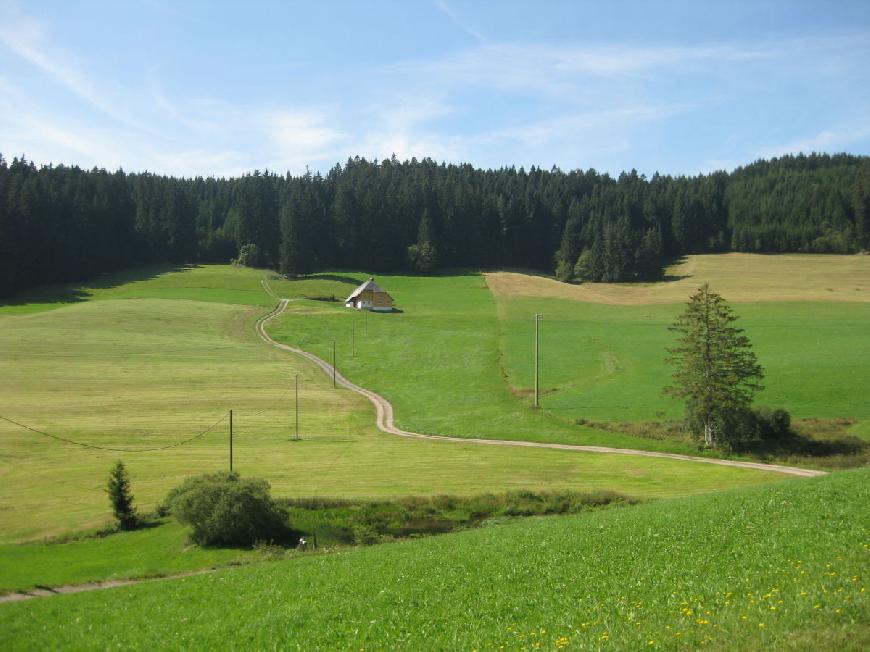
[107,460,138,530]
[665,284,764,449]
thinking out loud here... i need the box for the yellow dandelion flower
[758,623,765,628]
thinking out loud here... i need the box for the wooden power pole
[294,374,299,441]
[534,314,542,408]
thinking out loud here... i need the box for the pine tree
[107,460,138,530]
[664,284,764,449]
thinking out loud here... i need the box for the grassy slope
[268,254,870,448]
[0,520,260,594]
[0,265,775,545]
[2,468,865,650]
[0,263,277,316]
[500,298,870,426]
[491,255,870,442]
[269,272,699,452]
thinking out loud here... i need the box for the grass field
[491,255,870,444]
[499,298,870,426]
[0,265,778,545]
[270,271,680,450]
[0,490,631,594]
[268,254,870,450]
[2,467,865,649]
[0,520,262,594]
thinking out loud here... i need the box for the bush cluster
[165,472,292,547]
[282,490,632,546]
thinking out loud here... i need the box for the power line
[0,412,229,453]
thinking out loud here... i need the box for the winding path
[256,299,826,479]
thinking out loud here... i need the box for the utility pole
[294,374,299,441]
[534,314,542,408]
[229,409,233,471]
[332,339,336,388]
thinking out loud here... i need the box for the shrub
[107,461,138,530]
[166,472,292,547]
[352,523,381,545]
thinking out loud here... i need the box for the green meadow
[270,271,675,450]
[500,298,870,428]
[0,256,866,646]
[268,255,870,452]
[0,264,777,546]
[2,467,865,650]
[0,520,261,594]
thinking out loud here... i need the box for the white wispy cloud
[390,41,774,100]
[434,1,486,44]
[2,0,868,178]
[0,2,153,133]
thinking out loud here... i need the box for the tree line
[1,152,868,297]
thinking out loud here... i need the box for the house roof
[346,278,387,302]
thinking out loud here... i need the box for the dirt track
[256,299,825,479]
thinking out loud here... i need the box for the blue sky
[1,0,869,177]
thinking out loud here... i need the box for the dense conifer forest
[0,152,868,297]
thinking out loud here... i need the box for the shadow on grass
[738,433,868,459]
[580,416,869,468]
[0,263,198,310]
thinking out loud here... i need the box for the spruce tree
[664,284,764,449]
[107,460,138,530]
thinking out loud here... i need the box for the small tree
[573,248,596,282]
[107,461,138,530]
[664,284,764,449]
